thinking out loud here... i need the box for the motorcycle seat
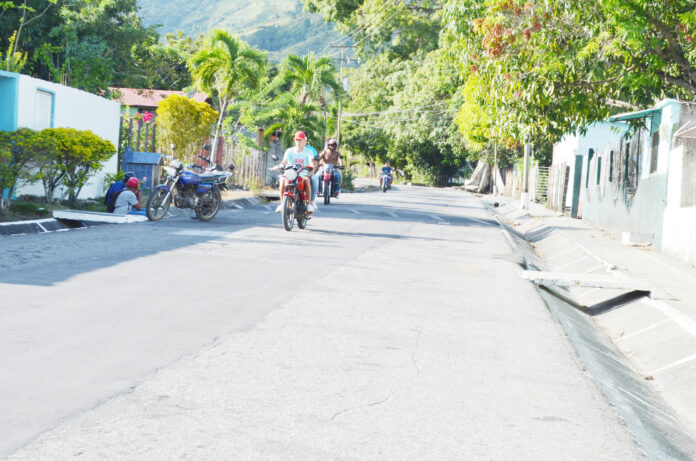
[199,172,227,183]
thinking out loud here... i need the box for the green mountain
[137,0,345,62]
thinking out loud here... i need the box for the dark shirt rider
[381,161,394,187]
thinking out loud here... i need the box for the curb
[0,196,263,237]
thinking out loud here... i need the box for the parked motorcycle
[317,163,345,205]
[380,172,392,193]
[271,155,313,231]
[146,155,234,222]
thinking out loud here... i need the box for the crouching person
[113,177,145,215]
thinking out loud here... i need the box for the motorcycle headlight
[284,168,297,181]
[163,166,176,177]
[170,160,182,169]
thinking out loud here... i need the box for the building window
[609,150,613,182]
[34,89,54,130]
[650,112,661,173]
[586,148,594,188]
[650,131,659,173]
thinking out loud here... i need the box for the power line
[342,105,453,117]
[351,0,404,48]
[319,0,398,56]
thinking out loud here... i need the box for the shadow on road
[0,193,496,287]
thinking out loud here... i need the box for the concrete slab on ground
[486,195,696,433]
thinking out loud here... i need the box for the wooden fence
[220,140,284,188]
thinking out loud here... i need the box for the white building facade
[1,70,120,200]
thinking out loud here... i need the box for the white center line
[555,255,590,270]
[618,318,675,341]
[648,353,696,375]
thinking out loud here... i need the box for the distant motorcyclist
[380,161,394,189]
[316,138,343,194]
[274,131,317,213]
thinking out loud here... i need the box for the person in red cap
[274,131,318,213]
[112,177,143,215]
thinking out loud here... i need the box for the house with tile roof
[109,88,212,115]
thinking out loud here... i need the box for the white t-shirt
[113,189,138,214]
[283,146,316,177]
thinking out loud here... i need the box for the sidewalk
[0,191,259,236]
[485,195,696,434]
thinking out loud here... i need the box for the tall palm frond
[188,30,266,156]
[281,53,342,105]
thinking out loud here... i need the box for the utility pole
[330,44,355,145]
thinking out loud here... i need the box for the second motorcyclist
[316,138,343,195]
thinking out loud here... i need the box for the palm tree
[281,53,342,106]
[266,95,323,149]
[188,30,265,160]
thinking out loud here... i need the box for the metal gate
[535,166,550,202]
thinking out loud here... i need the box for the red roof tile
[109,88,210,108]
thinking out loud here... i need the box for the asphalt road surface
[1,185,646,460]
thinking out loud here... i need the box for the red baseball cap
[126,177,139,188]
[294,131,307,141]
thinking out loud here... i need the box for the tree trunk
[210,98,230,164]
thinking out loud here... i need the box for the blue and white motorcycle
[146,156,234,222]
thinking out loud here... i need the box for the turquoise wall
[0,71,19,131]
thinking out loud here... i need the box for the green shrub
[342,169,355,191]
[10,200,50,216]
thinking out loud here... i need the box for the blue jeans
[310,174,319,202]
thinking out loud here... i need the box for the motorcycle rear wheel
[146,189,172,221]
[281,195,295,231]
[197,189,221,221]
[323,180,330,205]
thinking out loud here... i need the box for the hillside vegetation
[137,0,343,61]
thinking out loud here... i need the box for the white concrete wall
[552,134,578,210]
[578,103,682,249]
[662,104,696,264]
[15,75,120,200]
[554,123,626,210]
[661,145,696,264]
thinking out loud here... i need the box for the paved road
[1,185,644,459]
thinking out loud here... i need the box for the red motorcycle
[272,156,313,231]
[317,163,345,205]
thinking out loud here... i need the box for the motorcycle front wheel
[382,180,388,193]
[197,189,221,221]
[323,180,330,205]
[297,208,308,229]
[281,195,295,231]
[146,189,172,221]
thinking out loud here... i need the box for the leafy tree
[2,0,158,93]
[156,94,219,163]
[188,30,266,160]
[303,0,468,184]
[39,128,115,203]
[0,30,26,71]
[1,0,57,71]
[440,0,696,147]
[123,31,204,91]
[0,128,54,213]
